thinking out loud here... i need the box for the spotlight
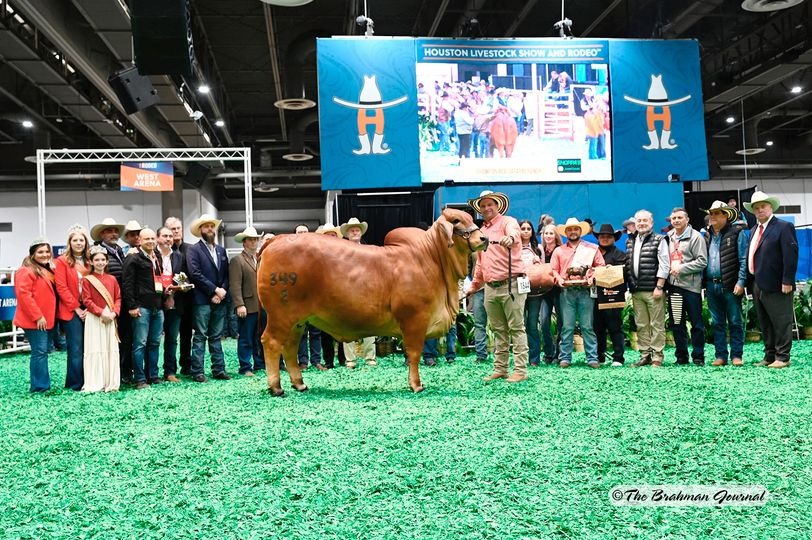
[215,119,225,127]
[791,85,802,94]
[22,120,33,128]
[190,110,204,121]
[725,116,735,124]
[766,140,774,146]
[198,84,210,94]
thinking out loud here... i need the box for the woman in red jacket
[54,225,90,390]
[14,239,57,393]
[81,246,121,392]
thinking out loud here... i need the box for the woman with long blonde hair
[539,223,563,363]
[54,225,90,390]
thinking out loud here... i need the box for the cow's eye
[452,219,460,224]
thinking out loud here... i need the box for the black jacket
[122,250,163,310]
[748,217,798,292]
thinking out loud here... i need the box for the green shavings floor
[1,340,810,539]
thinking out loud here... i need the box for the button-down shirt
[471,213,524,291]
[632,231,670,280]
[206,242,218,269]
[747,215,773,274]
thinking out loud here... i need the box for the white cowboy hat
[339,217,368,237]
[468,190,510,215]
[123,220,144,234]
[703,200,740,222]
[333,75,408,110]
[316,223,343,238]
[743,190,781,213]
[556,217,591,237]
[234,226,264,243]
[189,213,222,238]
[623,74,691,107]
[90,218,124,242]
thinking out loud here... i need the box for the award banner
[120,161,174,192]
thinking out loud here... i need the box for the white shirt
[748,214,774,273]
[206,242,218,269]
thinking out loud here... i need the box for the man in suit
[156,226,187,382]
[745,191,799,368]
[165,216,195,375]
[229,226,266,376]
[186,214,231,382]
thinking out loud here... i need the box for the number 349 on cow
[269,272,297,286]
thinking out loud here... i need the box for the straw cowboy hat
[556,217,591,237]
[190,213,222,237]
[468,190,510,215]
[339,217,368,237]
[333,75,408,110]
[316,223,343,238]
[234,226,264,243]
[595,223,622,241]
[123,220,143,234]
[703,200,740,222]
[90,218,124,242]
[623,74,691,107]
[743,191,781,213]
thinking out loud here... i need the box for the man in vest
[745,191,799,368]
[625,210,670,367]
[666,207,708,365]
[704,201,748,366]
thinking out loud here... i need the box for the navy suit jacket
[748,217,798,292]
[186,240,230,305]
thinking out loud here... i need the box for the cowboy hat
[703,200,739,222]
[90,218,124,242]
[468,190,510,215]
[622,217,635,228]
[339,217,368,237]
[190,214,222,238]
[234,226,264,243]
[333,75,408,110]
[595,223,622,241]
[743,191,781,213]
[623,74,691,107]
[555,217,591,237]
[316,223,343,238]
[123,220,143,234]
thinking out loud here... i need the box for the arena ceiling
[0,0,810,210]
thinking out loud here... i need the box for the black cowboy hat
[595,223,622,241]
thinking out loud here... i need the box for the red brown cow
[257,208,488,396]
[489,106,518,158]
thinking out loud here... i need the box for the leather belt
[487,274,525,288]
[709,277,723,283]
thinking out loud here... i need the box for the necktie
[748,224,764,274]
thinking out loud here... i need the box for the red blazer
[81,272,121,317]
[13,265,57,330]
[55,255,88,321]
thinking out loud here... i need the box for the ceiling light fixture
[282,152,314,162]
[725,116,735,124]
[215,119,225,127]
[766,140,774,146]
[198,84,211,94]
[22,120,33,128]
[254,182,280,193]
[742,0,805,13]
[791,85,802,94]
[259,0,313,6]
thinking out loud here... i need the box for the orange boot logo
[333,75,407,155]
[623,75,691,151]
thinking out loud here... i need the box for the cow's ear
[436,214,455,247]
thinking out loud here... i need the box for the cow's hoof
[410,385,425,393]
[293,383,309,392]
[268,387,285,397]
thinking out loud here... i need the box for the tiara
[89,245,107,257]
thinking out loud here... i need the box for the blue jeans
[132,307,164,383]
[423,323,457,361]
[437,121,452,152]
[297,324,323,367]
[540,291,560,361]
[524,295,543,364]
[192,303,226,376]
[62,314,84,390]
[238,312,263,373]
[559,287,598,363]
[471,289,489,360]
[25,329,51,392]
[474,132,490,158]
[669,287,705,364]
[706,282,744,361]
[162,309,182,376]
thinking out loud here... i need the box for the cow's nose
[480,235,489,250]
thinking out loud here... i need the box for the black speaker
[184,162,212,188]
[131,0,195,76]
[107,66,159,114]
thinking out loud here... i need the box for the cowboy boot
[660,130,677,149]
[352,135,371,155]
[642,130,659,150]
[371,133,390,154]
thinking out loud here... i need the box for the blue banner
[609,40,708,183]
[0,285,16,321]
[317,38,420,190]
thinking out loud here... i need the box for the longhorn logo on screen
[623,75,691,151]
[333,75,407,155]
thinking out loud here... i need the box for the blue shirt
[705,227,748,288]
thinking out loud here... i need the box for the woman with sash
[14,238,57,393]
[54,224,90,390]
[81,246,121,392]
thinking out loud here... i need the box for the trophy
[172,272,195,292]
[564,265,589,287]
